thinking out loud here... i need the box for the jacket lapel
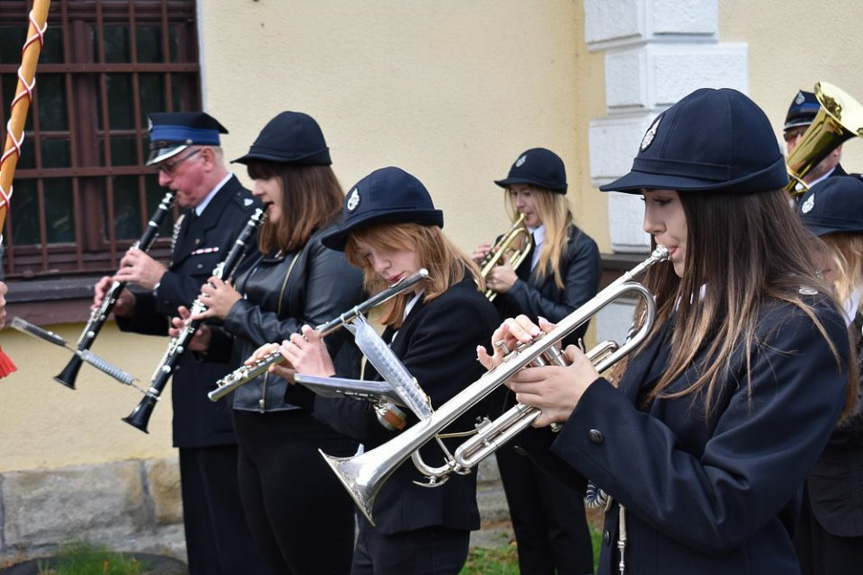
[171,176,244,267]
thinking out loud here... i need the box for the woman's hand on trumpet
[471,241,493,265]
[477,314,545,370]
[477,315,601,427]
[484,253,518,294]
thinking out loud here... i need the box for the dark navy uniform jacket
[549,294,849,574]
[292,277,500,535]
[117,175,260,448]
[493,224,600,345]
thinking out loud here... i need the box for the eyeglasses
[783,127,809,143]
[158,149,201,174]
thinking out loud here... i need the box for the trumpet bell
[320,449,382,525]
[787,82,863,196]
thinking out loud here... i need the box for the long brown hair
[344,223,483,328]
[505,186,573,288]
[618,188,857,420]
[246,161,343,253]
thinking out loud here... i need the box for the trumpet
[319,246,668,525]
[208,268,430,402]
[786,82,863,196]
[480,213,533,301]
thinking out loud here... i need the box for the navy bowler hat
[494,147,568,194]
[785,90,820,131]
[600,88,789,194]
[147,112,228,165]
[321,167,444,251]
[233,111,331,166]
[798,176,863,237]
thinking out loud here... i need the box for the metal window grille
[0,0,200,280]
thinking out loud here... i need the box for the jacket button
[512,445,528,456]
[197,264,203,269]
[588,429,604,444]
[603,530,611,545]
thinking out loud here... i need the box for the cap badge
[640,116,661,152]
[795,91,806,105]
[801,193,815,214]
[346,187,360,212]
[515,154,527,168]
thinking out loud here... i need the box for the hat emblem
[795,91,806,105]
[515,154,527,167]
[640,116,661,152]
[346,187,360,212]
[801,193,815,214]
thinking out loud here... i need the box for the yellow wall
[0,324,173,473]
[202,0,608,252]
[720,0,863,174]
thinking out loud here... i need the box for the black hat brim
[599,156,789,194]
[494,177,567,192]
[322,209,444,251]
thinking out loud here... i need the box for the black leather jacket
[208,223,365,412]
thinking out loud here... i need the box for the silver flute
[208,268,429,402]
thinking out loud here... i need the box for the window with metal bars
[0,0,200,281]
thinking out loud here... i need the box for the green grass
[37,542,147,575]
[461,524,603,574]
[461,545,520,574]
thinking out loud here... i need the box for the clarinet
[55,190,177,389]
[208,268,429,402]
[122,207,266,433]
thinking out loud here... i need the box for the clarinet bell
[54,355,83,390]
[122,395,157,433]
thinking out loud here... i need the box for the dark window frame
[0,0,200,299]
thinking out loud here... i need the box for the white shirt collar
[194,173,233,216]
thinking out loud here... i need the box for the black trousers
[233,409,359,575]
[178,444,265,575]
[496,444,594,575]
[352,525,470,575]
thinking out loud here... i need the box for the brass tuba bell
[786,82,863,197]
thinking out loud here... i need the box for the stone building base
[0,456,511,567]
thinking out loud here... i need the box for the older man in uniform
[93,112,264,574]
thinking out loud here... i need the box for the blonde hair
[504,187,573,289]
[819,233,863,311]
[344,223,483,328]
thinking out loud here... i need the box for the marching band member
[473,147,599,574]
[795,176,863,575]
[264,166,500,574]
[174,111,364,574]
[480,88,856,575]
[95,112,264,575]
